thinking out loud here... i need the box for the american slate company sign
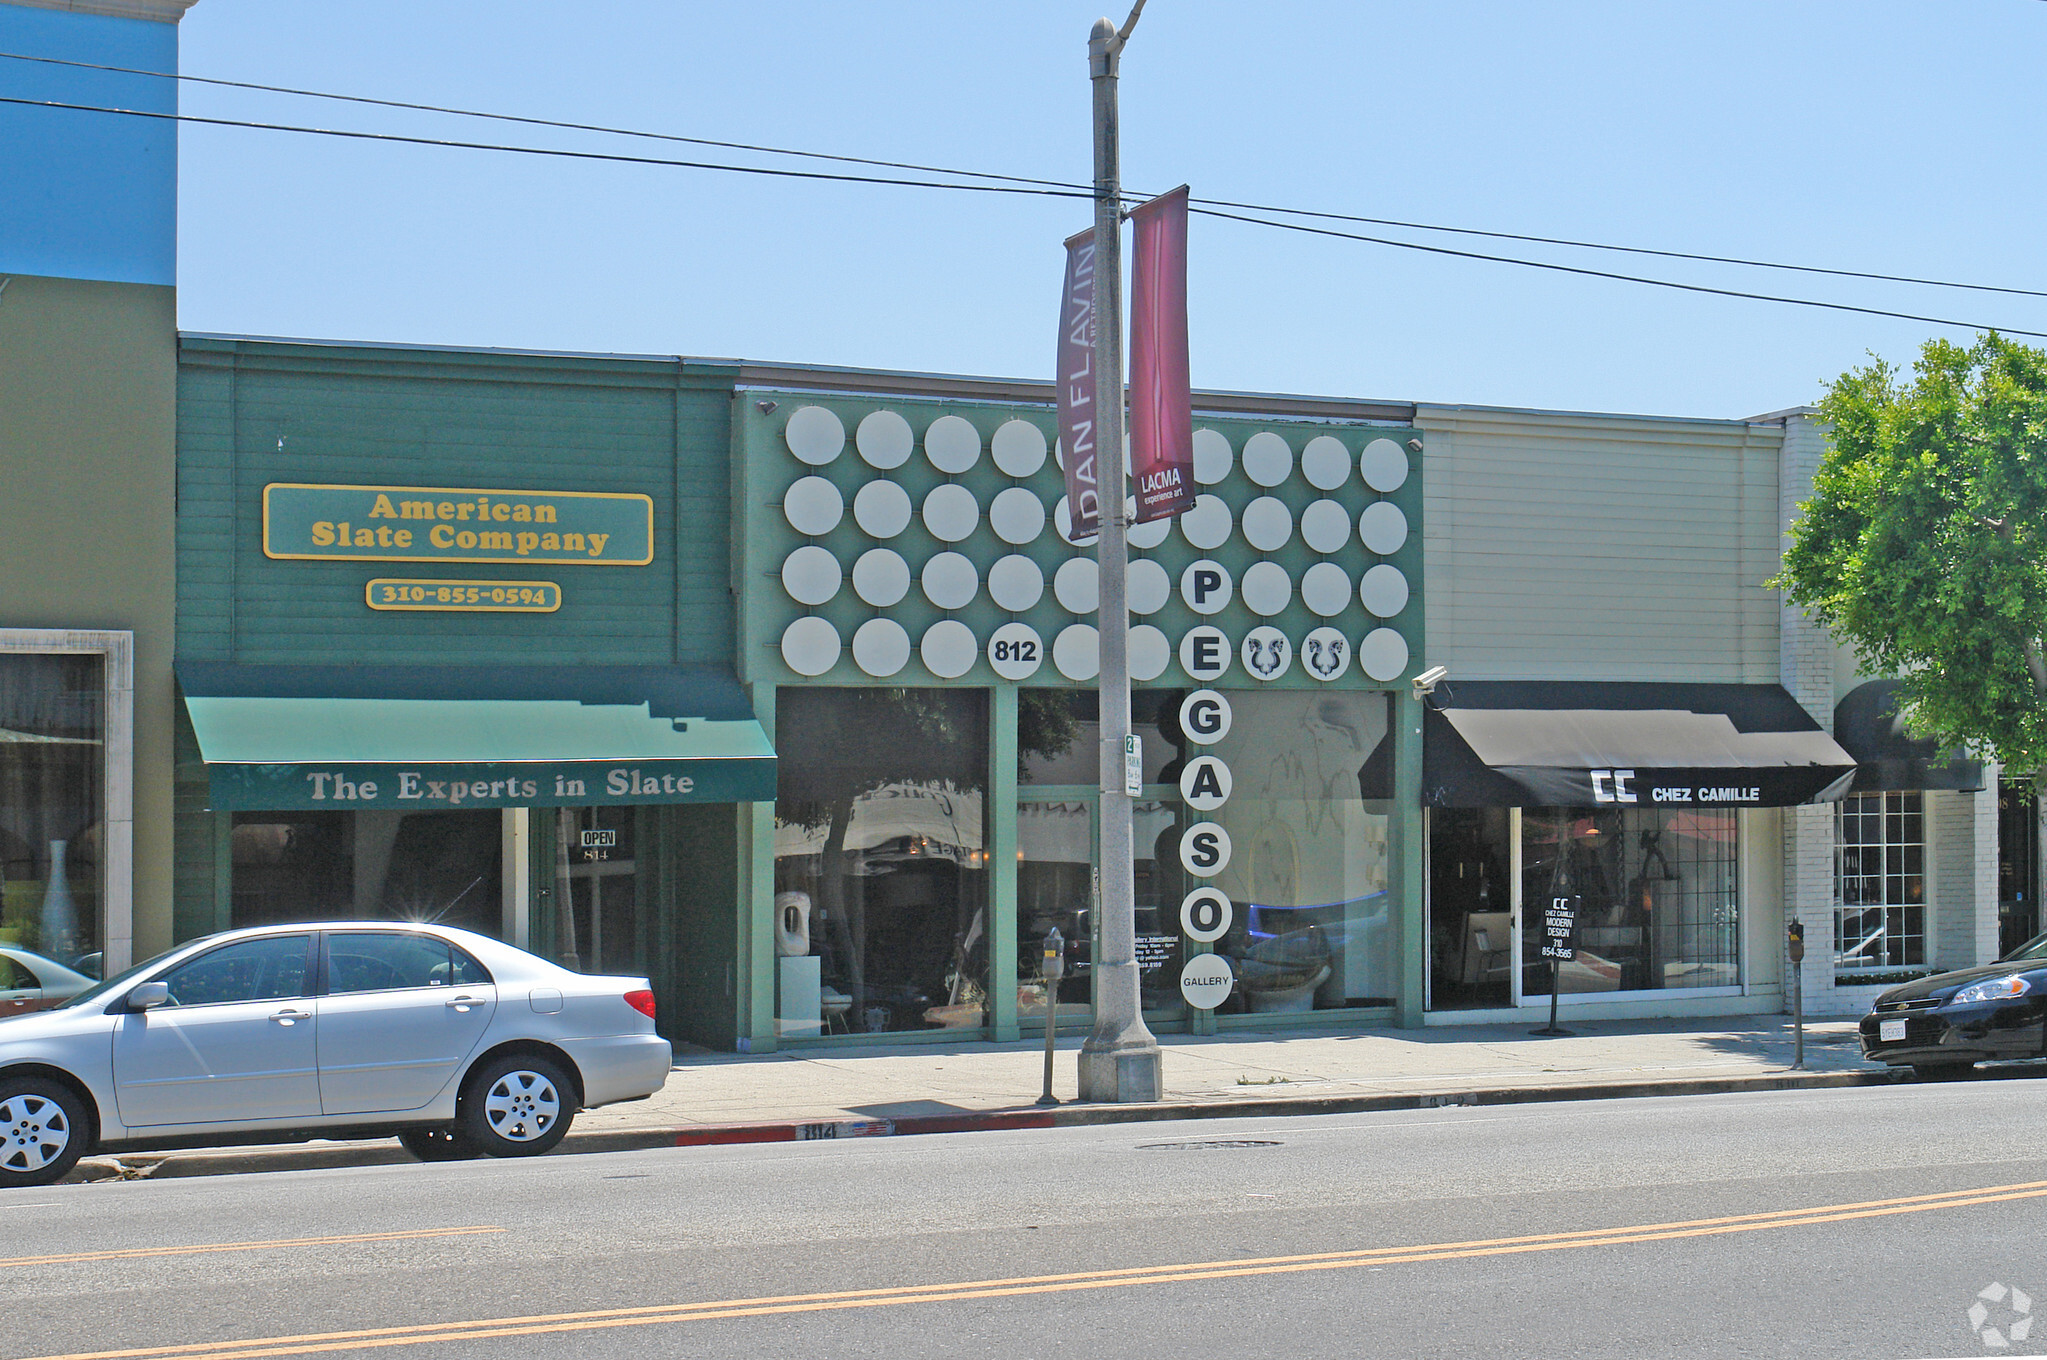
[1540,895,1578,962]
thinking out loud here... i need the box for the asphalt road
[9,1079,2047,1360]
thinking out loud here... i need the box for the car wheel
[1912,1061,1976,1080]
[398,1126,481,1162]
[0,1077,87,1188]
[457,1054,575,1158]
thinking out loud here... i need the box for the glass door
[550,806,639,975]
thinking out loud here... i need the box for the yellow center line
[1,1227,504,1272]
[28,1180,2047,1360]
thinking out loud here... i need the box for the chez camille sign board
[263,483,653,613]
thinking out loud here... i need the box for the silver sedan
[0,922,672,1187]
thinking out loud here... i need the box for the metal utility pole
[1077,3,1163,1104]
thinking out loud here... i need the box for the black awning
[1833,680,1984,793]
[1420,681,1858,809]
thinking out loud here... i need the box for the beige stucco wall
[0,272,178,955]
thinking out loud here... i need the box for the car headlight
[1949,976,2033,1005]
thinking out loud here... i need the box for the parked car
[1858,931,2047,1077]
[0,947,98,1016]
[0,922,671,1188]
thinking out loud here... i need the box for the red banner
[1128,185,1194,523]
[1055,228,1102,541]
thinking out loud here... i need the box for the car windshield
[53,947,182,1011]
[2000,932,2047,964]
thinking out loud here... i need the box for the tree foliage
[1778,333,2047,774]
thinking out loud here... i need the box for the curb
[66,1066,1903,1183]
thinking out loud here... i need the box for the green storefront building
[169,337,1427,1051]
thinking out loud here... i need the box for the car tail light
[625,989,657,1019]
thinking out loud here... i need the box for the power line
[5,91,2043,340]
[1190,205,2047,340]
[4,44,2045,303]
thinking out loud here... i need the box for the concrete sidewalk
[66,1015,1919,1183]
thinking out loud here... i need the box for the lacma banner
[1128,185,1195,524]
[1055,228,1103,541]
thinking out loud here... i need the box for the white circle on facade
[924,414,981,474]
[1055,494,1100,546]
[1179,494,1233,551]
[988,554,1045,612]
[921,551,979,611]
[1242,431,1294,487]
[1180,821,1233,878]
[783,476,843,537]
[853,479,913,538]
[989,486,1046,545]
[784,406,845,466]
[856,409,914,469]
[851,618,911,678]
[1359,626,1411,682]
[1126,558,1171,615]
[921,620,978,679]
[1360,437,1410,492]
[851,547,911,607]
[1180,625,1232,682]
[1242,496,1294,552]
[1300,435,1351,490]
[987,621,1044,680]
[1180,886,1234,944]
[1053,556,1099,614]
[780,545,842,606]
[780,617,841,677]
[1359,499,1409,555]
[1300,561,1352,617]
[1242,625,1292,681]
[991,419,1049,477]
[1128,624,1171,681]
[1301,626,1351,682]
[1179,755,1233,812]
[1192,428,1234,485]
[1181,560,1233,614]
[1125,498,1172,550]
[1179,953,1235,1009]
[1359,563,1410,618]
[1299,499,1352,554]
[1179,688,1232,745]
[922,484,980,543]
[1053,623,1100,680]
[1241,561,1293,616]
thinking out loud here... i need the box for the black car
[1859,932,2047,1077]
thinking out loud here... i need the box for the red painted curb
[671,1110,1058,1148]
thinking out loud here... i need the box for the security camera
[1411,665,1448,697]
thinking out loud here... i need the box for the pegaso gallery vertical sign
[1056,228,1102,541]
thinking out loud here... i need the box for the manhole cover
[1136,1139,1283,1150]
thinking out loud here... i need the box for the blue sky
[166,1,2047,419]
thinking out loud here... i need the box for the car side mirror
[127,981,170,1011]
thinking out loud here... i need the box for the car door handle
[271,1008,312,1025]
[444,995,481,1011]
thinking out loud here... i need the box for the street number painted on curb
[1179,688,1232,745]
[1179,755,1232,812]
[1181,886,1233,943]
[1180,953,1235,1009]
[1179,821,1232,878]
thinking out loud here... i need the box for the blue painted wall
[0,3,177,285]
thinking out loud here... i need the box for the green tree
[1778,333,2047,773]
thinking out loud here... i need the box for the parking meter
[1787,921,1806,1068]
[1787,921,1805,963]
[1037,928,1064,1107]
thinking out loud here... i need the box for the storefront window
[1521,807,1740,995]
[1430,807,1513,1009]
[1203,691,1393,1013]
[230,810,504,937]
[775,688,989,1034]
[0,654,103,974]
[1835,790,1926,979]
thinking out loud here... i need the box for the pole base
[1035,1094,1061,1108]
[1076,1046,1162,1103]
[1528,1025,1573,1037]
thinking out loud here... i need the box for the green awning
[178,663,775,810]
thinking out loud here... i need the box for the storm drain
[1136,1139,1284,1150]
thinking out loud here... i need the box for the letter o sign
[1179,688,1232,745]
[1181,886,1233,943]
[1179,755,1232,813]
[1179,821,1232,878]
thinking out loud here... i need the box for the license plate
[1879,1019,1906,1042]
